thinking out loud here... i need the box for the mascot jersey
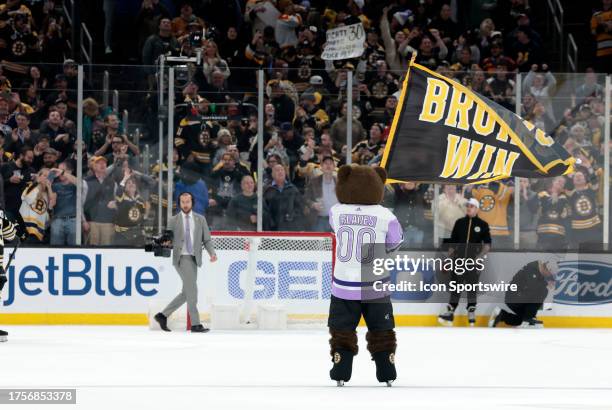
[329,203,403,300]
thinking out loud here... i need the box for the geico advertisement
[1,248,333,313]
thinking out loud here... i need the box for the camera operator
[154,191,217,333]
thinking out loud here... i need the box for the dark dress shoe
[154,313,171,331]
[191,324,210,333]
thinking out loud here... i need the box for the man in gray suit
[155,192,217,332]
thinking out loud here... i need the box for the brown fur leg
[329,329,358,356]
[366,330,397,354]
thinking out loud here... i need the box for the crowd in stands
[0,0,608,251]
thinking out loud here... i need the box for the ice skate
[518,318,543,329]
[330,349,354,385]
[0,329,7,342]
[372,351,396,385]
[488,307,502,328]
[438,304,455,326]
[467,306,476,327]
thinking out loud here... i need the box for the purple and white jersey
[329,203,403,300]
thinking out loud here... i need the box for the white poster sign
[322,23,365,61]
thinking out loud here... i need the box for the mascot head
[336,164,387,205]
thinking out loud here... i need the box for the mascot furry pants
[327,295,397,385]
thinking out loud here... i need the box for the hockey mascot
[327,165,403,386]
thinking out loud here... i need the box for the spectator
[6,112,37,154]
[436,184,467,241]
[49,161,78,246]
[275,2,303,48]
[303,155,337,232]
[210,151,244,210]
[174,161,209,216]
[517,178,538,249]
[142,18,180,86]
[19,167,54,243]
[414,29,448,70]
[380,6,415,72]
[171,2,205,39]
[330,101,364,152]
[512,27,544,72]
[527,177,570,251]
[1,145,34,220]
[429,4,459,47]
[202,41,231,84]
[92,113,122,154]
[110,175,146,246]
[135,0,171,52]
[568,167,602,249]
[469,181,514,249]
[263,164,303,231]
[523,64,557,124]
[573,68,604,104]
[40,109,72,161]
[486,64,516,110]
[96,134,140,165]
[82,98,104,151]
[226,174,258,231]
[84,156,116,246]
[590,0,612,73]
[393,182,429,248]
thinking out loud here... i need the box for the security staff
[438,198,491,327]
[154,192,217,333]
[489,260,557,328]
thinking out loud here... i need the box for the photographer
[438,198,491,327]
[154,192,217,333]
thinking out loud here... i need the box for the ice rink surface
[1,326,611,410]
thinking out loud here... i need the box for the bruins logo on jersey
[574,194,593,216]
[479,195,495,212]
[128,206,142,222]
[12,40,26,56]
[372,81,389,99]
[30,199,48,214]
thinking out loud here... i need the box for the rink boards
[0,247,611,327]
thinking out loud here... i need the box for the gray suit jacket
[170,212,216,267]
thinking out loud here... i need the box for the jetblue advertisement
[1,249,610,317]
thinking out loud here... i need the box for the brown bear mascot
[327,164,403,386]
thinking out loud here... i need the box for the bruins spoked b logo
[480,195,495,212]
[128,206,142,222]
[333,352,341,364]
[389,353,395,364]
[575,195,593,216]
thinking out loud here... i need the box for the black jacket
[449,215,492,258]
[506,261,550,305]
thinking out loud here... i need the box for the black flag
[381,58,575,184]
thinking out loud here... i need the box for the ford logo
[554,261,612,305]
